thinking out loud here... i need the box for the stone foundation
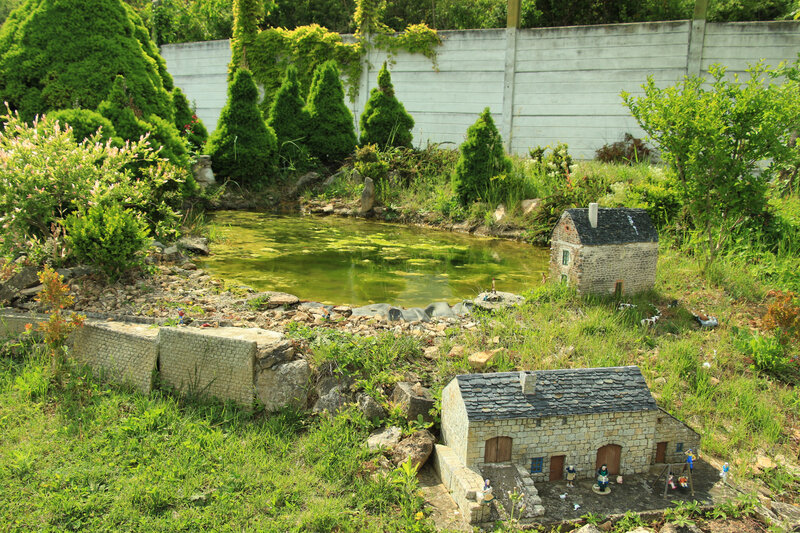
[432,444,490,524]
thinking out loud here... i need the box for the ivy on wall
[247,0,441,112]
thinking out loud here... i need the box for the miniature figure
[678,475,689,489]
[482,479,494,504]
[178,308,185,324]
[566,465,576,488]
[668,472,677,490]
[596,464,610,492]
[686,449,695,472]
[720,462,729,483]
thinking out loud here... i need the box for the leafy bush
[595,133,653,165]
[267,65,312,170]
[530,142,573,180]
[762,290,800,339]
[734,327,798,382]
[46,109,117,145]
[65,203,149,280]
[305,60,358,165]
[624,172,683,228]
[452,108,512,205]
[205,68,278,186]
[0,0,173,122]
[172,87,208,151]
[0,107,186,257]
[359,62,414,148]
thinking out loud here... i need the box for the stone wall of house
[574,242,658,295]
[654,409,701,464]
[432,444,490,524]
[158,327,257,405]
[71,322,159,395]
[441,379,471,464]
[550,214,583,285]
[465,410,658,481]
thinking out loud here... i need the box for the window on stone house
[676,442,684,453]
[562,417,567,425]
[562,249,570,265]
[530,457,544,474]
[536,419,542,427]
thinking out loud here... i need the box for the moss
[305,61,357,165]
[359,62,414,148]
[205,68,278,186]
[452,108,512,205]
[0,0,173,122]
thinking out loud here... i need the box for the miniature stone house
[440,366,699,486]
[550,204,658,295]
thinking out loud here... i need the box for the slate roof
[455,366,658,422]
[561,208,658,246]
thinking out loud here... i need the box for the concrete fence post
[503,0,522,151]
[687,0,709,77]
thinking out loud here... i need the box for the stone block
[255,358,310,411]
[468,348,503,370]
[392,382,435,423]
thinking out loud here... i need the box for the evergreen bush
[305,60,357,164]
[205,68,278,185]
[359,62,414,148]
[46,109,117,145]
[0,0,173,122]
[452,108,511,205]
[267,65,311,169]
[172,87,209,151]
[65,202,149,281]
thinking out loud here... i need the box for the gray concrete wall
[161,21,800,159]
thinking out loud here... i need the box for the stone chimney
[520,372,536,395]
[589,202,598,229]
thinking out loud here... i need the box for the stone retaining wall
[432,444,490,524]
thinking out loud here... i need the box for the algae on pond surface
[199,211,549,307]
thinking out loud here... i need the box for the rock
[447,345,466,358]
[626,527,655,533]
[255,339,295,370]
[597,522,612,532]
[255,359,310,412]
[351,169,364,184]
[313,386,349,415]
[574,525,603,533]
[288,171,321,197]
[452,221,475,234]
[367,426,402,451]
[521,198,542,216]
[333,306,351,316]
[451,301,474,316]
[659,524,678,533]
[771,501,800,526]
[0,266,40,302]
[182,262,198,271]
[351,303,392,320]
[423,346,438,359]
[424,302,455,318]
[473,225,491,237]
[357,393,387,421]
[162,245,183,262]
[249,291,300,310]
[493,203,506,223]
[392,382,435,423]
[755,454,776,471]
[19,284,43,297]
[473,291,525,311]
[322,170,346,188]
[468,348,503,370]
[360,177,375,215]
[192,155,216,187]
[389,307,429,322]
[391,429,436,469]
[177,236,210,256]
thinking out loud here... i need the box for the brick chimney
[520,372,536,395]
[589,202,598,228]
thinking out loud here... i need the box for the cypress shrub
[173,87,209,150]
[46,109,117,144]
[267,65,311,169]
[359,62,414,148]
[0,0,173,122]
[305,60,357,165]
[452,108,512,205]
[205,68,278,185]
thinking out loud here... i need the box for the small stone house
[550,204,658,295]
[440,366,699,484]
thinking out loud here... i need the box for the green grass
[0,343,432,532]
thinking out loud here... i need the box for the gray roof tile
[560,208,658,245]
[455,366,658,421]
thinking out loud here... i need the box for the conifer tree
[0,0,173,121]
[267,65,311,168]
[173,87,209,150]
[452,108,512,205]
[305,60,357,164]
[206,68,278,185]
[359,62,414,148]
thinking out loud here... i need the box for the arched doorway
[596,444,622,475]
[484,436,512,463]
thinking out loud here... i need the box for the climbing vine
[248,0,441,111]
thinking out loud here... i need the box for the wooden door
[596,444,622,475]
[550,455,565,481]
[655,442,667,464]
[484,436,512,463]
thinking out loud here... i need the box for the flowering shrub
[0,107,187,257]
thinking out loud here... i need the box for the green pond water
[199,211,549,307]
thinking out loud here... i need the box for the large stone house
[550,204,658,295]
[439,366,699,486]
